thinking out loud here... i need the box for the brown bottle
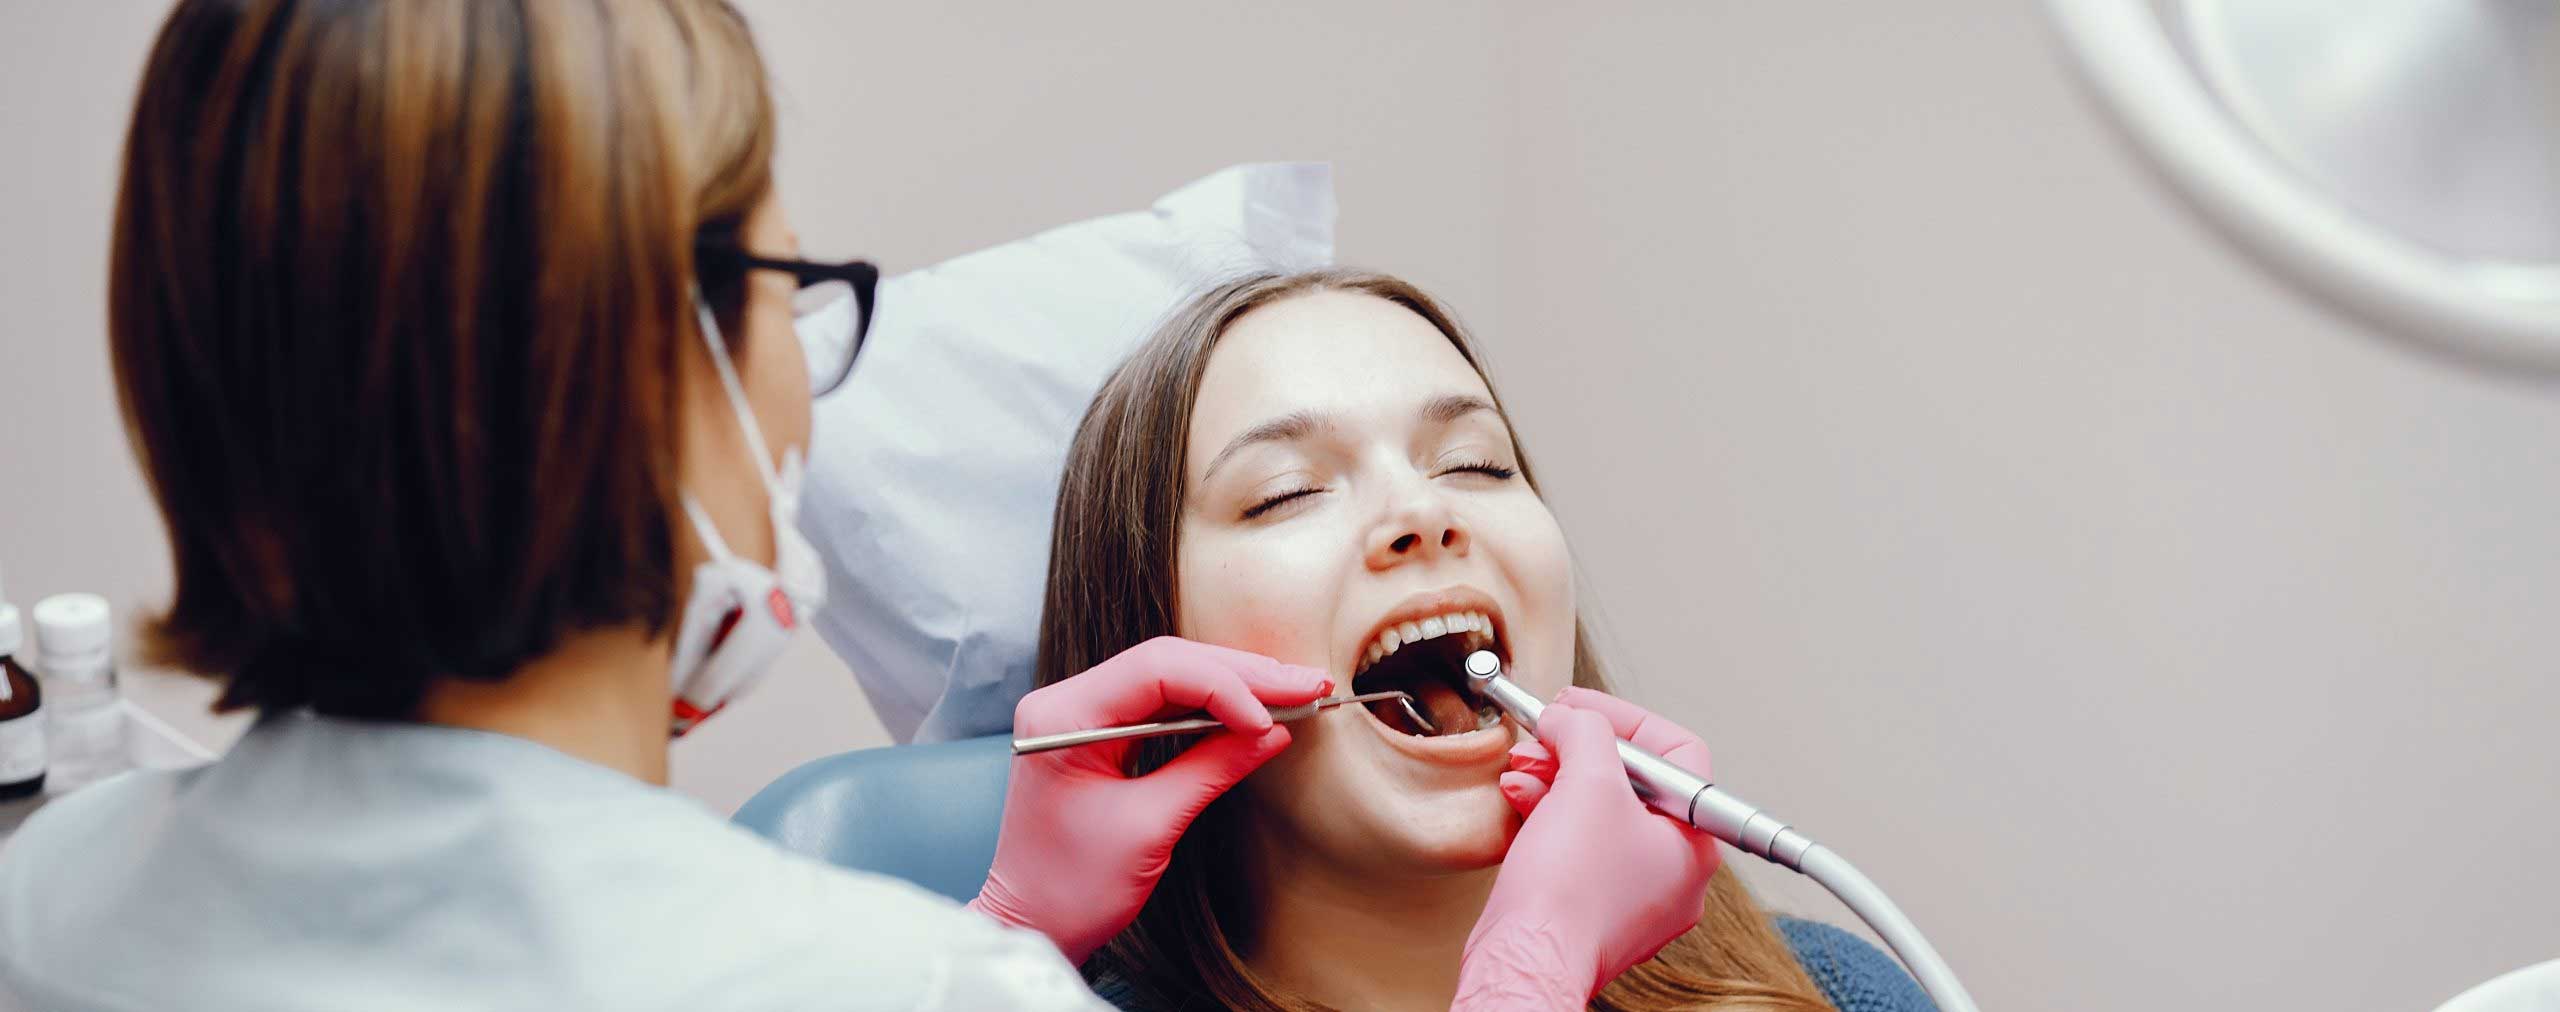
[0,602,44,801]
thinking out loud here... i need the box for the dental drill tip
[1465,650,1501,680]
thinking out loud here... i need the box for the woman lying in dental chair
[1026,269,1932,1011]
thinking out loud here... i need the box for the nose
[1364,483,1472,572]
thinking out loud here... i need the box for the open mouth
[1350,608,1506,738]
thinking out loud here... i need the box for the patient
[1036,269,1920,1011]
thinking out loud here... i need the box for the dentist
[0,2,1719,1009]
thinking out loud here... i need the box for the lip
[1345,585,1513,680]
[1340,585,1519,766]
[1349,699,1520,766]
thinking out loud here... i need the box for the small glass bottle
[33,593,126,793]
[0,600,44,801]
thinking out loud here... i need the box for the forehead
[1189,290,1493,463]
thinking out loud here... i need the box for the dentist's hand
[1455,688,1720,1010]
[967,636,1331,965]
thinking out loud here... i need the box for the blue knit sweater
[1776,917,1938,1012]
[1093,916,1935,1011]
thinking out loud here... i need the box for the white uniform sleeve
[653,822,1117,1012]
[910,921,1114,1012]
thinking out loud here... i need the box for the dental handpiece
[1462,651,1812,869]
[1463,651,1982,1012]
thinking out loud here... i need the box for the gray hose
[1464,651,1981,1012]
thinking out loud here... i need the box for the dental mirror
[2045,1,2560,376]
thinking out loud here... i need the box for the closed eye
[1438,460,1518,481]
[1243,486,1324,520]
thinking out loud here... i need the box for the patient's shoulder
[1777,917,1938,1012]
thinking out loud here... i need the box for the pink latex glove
[1453,687,1721,1010]
[967,636,1331,964]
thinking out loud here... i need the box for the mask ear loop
[679,496,738,564]
[693,289,782,491]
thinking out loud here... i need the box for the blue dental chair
[735,736,1938,1012]
[732,734,1015,904]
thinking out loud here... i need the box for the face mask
[667,295,828,737]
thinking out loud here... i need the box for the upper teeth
[1358,609,1497,673]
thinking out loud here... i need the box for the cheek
[1233,717,1349,826]
[1173,529,1336,668]
[1489,498,1578,697]
[747,294,811,448]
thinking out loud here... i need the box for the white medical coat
[0,711,1107,1011]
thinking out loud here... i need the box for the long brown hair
[1036,269,1831,1010]
[110,0,773,718]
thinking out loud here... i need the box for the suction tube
[1464,651,1981,1012]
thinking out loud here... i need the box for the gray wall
[4,3,2554,1009]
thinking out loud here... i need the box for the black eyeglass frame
[696,239,878,397]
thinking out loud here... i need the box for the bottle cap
[32,593,112,660]
[0,605,18,657]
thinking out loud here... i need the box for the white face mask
[667,295,827,737]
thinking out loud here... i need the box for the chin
[1381,782,1519,871]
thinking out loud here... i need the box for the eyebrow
[1423,393,1499,425]
[1200,410,1327,485]
[1198,394,1503,484]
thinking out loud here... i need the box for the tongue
[1410,680,1478,736]
[1358,668,1489,736]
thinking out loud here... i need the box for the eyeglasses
[698,242,878,397]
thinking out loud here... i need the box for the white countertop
[0,669,251,841]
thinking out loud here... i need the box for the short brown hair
[1039,269,1832,1010]
[109,0,775,718]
